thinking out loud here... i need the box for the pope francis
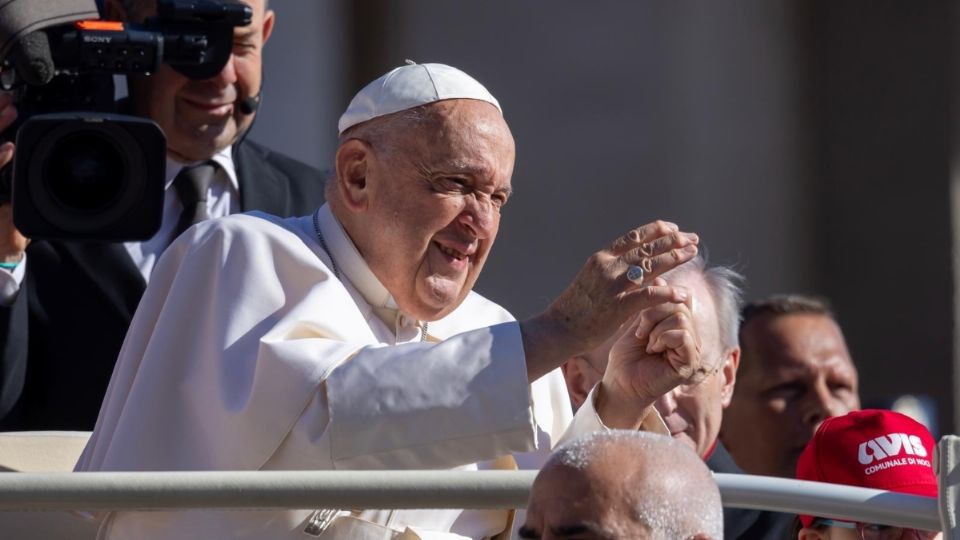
[76,63,705,539]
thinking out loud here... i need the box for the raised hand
[522,221,699,382]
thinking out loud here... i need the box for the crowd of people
[0,1,947,539]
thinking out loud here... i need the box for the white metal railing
[718,474,939,531]
[0,471,941,531]
[1,435,956,534]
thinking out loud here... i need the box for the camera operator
[0,0,326,430]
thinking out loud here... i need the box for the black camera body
[12,113,165,240]
[1,0,252,241]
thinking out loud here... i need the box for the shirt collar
[163,145,239,192]
[702,438,719,461]
[316,203,398,311]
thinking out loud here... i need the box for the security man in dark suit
[0,0,326,430]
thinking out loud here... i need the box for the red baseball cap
[795,409,938,528]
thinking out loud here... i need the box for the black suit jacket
[707,441,795,540]
[0,139,327,430]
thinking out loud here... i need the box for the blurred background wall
[250,1,957,432]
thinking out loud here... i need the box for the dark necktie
[173,162,217,238]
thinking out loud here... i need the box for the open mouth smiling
[436,242,467,261]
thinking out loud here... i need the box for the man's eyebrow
[554,522,615,538]
[517,522,613,539]
[762,366,806,380]
[440,163,489,177]
[427,160,513,195]
[517,525,540,539]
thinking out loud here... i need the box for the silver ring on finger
[626,265,645,285]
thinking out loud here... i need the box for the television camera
[0,0,251,240]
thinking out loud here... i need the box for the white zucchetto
[337,61,502,135]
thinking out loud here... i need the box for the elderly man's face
[563,272,738,458]
[653,273,738,458]
[521,460,651,540]
[721,313,860,477]
[117,0,274,162]
[358,100,515,321]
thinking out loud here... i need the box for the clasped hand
[599,280,705,429]
[544,220,699,352]
[524,220,699,383]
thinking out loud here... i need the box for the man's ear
[561,357,595,410]
[102,0,128,20]
[798,527,826,540]
[719,347,740,408]
[261,8,275,45]
[334,139,372,213]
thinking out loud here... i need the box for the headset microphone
[12,31,55,86]
[234,78,262,146]
[239,94,260,115]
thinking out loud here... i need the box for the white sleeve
[0,255,25,305]
[557,386,609,446]
[78,216,539,475]
[556,385,670,446]
[265,321,539,471]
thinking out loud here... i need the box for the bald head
[522,431,723,540]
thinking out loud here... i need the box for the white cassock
[76,204,608,540]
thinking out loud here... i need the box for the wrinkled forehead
[419,99,512,143]
[750,314,846,356]
[742,313,855,376]
[397,99,515,175]
[530,463,622,521]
